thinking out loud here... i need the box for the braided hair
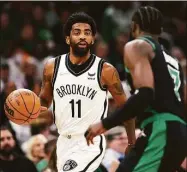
[132,6,163,34]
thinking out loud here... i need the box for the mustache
[2,144,12,149]
[77,41,88,45]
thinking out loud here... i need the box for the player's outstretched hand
[84,121,106,146]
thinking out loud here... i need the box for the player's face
[68,23,94,57]
[0,130,15,157]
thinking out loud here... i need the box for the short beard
[0,147,15,158]
[70,41,92,58]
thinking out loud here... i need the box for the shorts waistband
[60,133,84,139]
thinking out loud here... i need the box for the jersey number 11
[69,99,81,118]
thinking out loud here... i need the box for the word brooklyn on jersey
[56,84,97,100]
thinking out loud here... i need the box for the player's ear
[66,37,70,45]
[91,37,95,45]
[131,21,136,32]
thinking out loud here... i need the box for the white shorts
[56,134,106,172]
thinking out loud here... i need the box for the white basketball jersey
[52,54,108,136]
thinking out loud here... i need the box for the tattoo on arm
[111,69,124,95]
[39,64,52,107]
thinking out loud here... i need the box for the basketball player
[85,6,187,172]
[39,12,136,172]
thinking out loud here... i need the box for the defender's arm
[101,63,136,145]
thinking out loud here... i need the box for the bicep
[125,42,154,89]
[131,58,154,89]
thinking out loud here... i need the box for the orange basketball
[4,89,41,125]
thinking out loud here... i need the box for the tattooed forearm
[112,83,124,95]
[111,70,124,95]
[43,65,51,82]
[39,61,53,108]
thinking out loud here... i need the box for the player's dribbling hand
[30,106,48,125]
[84,121,106,146]
[40,106,48,113]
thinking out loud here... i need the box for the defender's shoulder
[125,39,152,52]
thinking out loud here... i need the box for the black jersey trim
[65,54,96,77]
[101,99,107,120]
[52,99,56,124]
[52,55,62,89]
[80,135,104,172]
[138,36,156,51]
[97,59,107,91]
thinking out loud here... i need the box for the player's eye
[73,30,80,35]
[85,31,91,36]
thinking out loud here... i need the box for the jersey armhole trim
[52,55,62,89]
[138,36,156,51]
[97,59,107,91]
[138,37,156,60]
[52,99,56,124]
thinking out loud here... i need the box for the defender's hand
[85,121,106,146]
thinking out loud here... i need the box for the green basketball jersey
[125,36,185,123]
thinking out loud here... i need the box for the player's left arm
[101,63,136,145]
[102,40,155,129]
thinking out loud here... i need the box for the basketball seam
[18,91,32,115]
[6,112,28,121]
[31,92,36,114]
[31,107,41,116]
[18,91,39,123]
[7,115,26,125]
[7,99,36,120]
[30,93,41,115]
[7,98,31,119]
[6,100,33,125]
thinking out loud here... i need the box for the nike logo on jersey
[56,84,97,100]
[88,72,95,80]
[88,72,95,77]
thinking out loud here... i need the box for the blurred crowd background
[0,1,186,172]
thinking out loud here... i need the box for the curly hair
[63,11,97,37]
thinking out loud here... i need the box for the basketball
[4,89,41,125]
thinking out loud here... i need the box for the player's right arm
[39,58,55,108]
[38,58,56,125]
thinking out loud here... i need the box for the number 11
[69,99,81,118]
